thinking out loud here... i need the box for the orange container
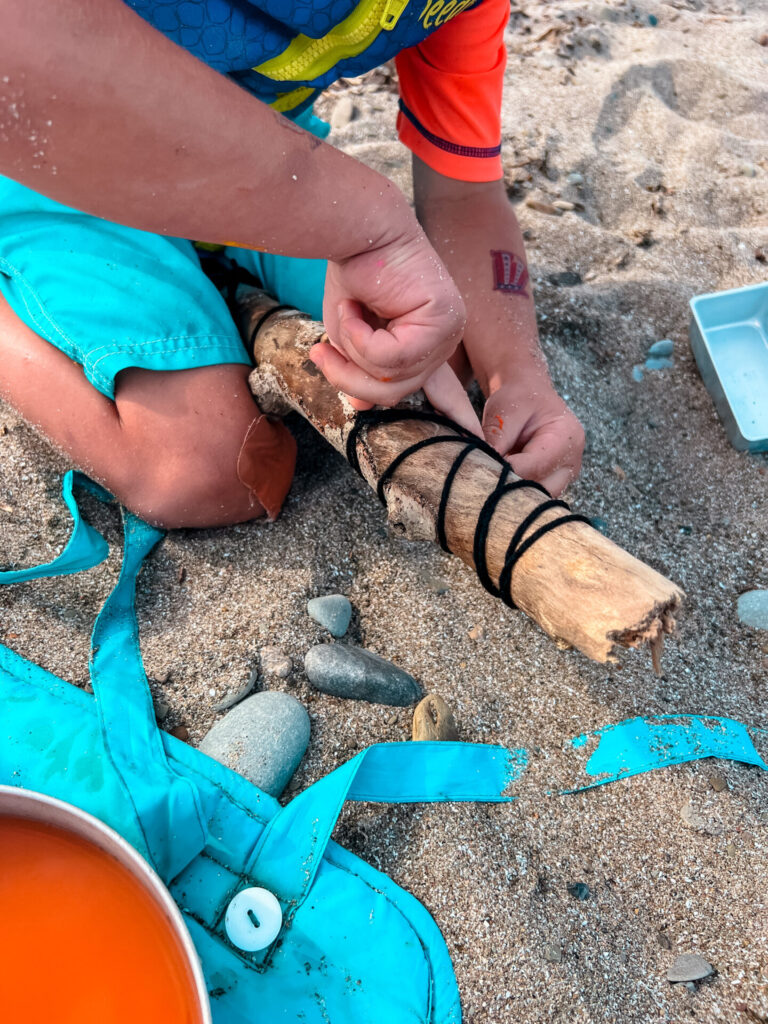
[0,786,212,1024]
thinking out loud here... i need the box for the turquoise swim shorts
[0,175,327,400]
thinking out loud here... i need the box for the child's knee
[116,413,296,530]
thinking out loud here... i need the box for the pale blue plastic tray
[690,281,768,452]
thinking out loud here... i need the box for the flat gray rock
[307,594,352,637]
[304,644,422,706]
[667,954,714,983]
[199,691,309,797]
[737,589,768,629]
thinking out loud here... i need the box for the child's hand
[310,229,483,436]
[482,380,584,497]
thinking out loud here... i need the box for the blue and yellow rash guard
[125,0,508,181]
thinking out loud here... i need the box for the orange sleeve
[395,0,508,182]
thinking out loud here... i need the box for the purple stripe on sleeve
[398,100,501,159]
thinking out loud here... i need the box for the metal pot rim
[0,784,212,1023]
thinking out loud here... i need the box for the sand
[1,0,767,1020]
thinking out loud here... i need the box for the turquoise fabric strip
[0,473,207,879]
[247,741,524,903]
[565,714,768,792]
[88,509,208,880]
[0,470,108,581]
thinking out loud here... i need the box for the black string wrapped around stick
[238,286,683,665]
[346,409,590,610]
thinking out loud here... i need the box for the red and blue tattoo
[490,250,529,298]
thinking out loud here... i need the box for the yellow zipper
[255,0,410,83]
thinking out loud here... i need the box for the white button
[224,887,283,952]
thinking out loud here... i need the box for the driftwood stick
[236,288,683,665]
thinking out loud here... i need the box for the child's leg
[0,295,295,529]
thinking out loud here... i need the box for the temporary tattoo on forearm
[490,250,529,297]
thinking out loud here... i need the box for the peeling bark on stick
[236,288,684,665]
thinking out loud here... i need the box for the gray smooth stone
[307,594,352,637]
[199,691,309,797]
[304,644,422,706]
[737,589,768,629]
[667,954,714,983]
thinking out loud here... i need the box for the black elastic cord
[346,408,593,608]
[498,512,591,609]
[248,304,298,350]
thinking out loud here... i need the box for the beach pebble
[648,338,674,358]
[412,694,459,741]
[548,271,582,287]
[710,773,728,793]
[330,95,355,130]
[737,589,768,629]
[307,594,352,637]
[566,171,584,186]
[304,644,422,706]
[589,516,609,535]
[632,365,645,382]
[543,943,563,963]
[154,699,170,723]
[567,881,590,901]
[260,646,292,679]
[468,624,486,641]
[169,724,190,742]
[200,691,310,797]
[553,199,576,211]
[645,356,674,371]
[667,954,714,984]
[525,198,562,216]
[740,162,757,177]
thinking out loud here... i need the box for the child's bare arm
[413,157,585,496]
[0,0,476,424]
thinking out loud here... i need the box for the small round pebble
[566,171,584,186]
[667,954,714,983]
[567,881,591,901]
[199,691,310,797]
[307,594,352,637]
[304,644,422,706]
[543,943,563,963]
[412,694,459,741]
[154,700,170,723]
[330,94,355,130]
[468,624,486,641]
[737,589,768,629]
[260,646,293,679]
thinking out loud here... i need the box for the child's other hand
[481,382,585,498]
[310,230,482,436]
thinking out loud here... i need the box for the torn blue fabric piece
[565,714,768,792]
